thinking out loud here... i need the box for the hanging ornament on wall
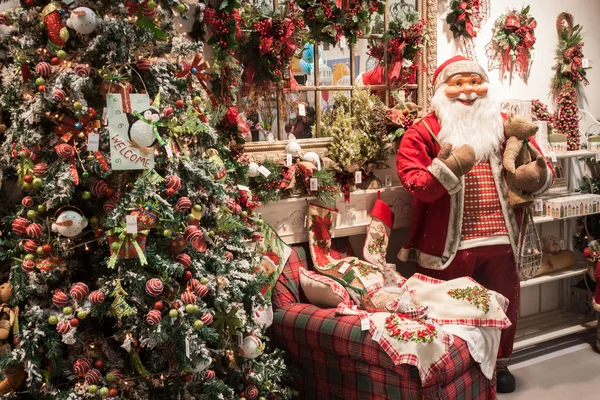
[445,0,490,61]
[485,6,537,83]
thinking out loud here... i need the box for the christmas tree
[0,1,290,399]
[553,81,580,150]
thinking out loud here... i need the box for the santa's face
[444,73,489,106]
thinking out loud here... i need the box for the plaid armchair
[272,243,496,400]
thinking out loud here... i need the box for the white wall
[436,0,600,115]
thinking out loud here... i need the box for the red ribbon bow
[175,54,217,107]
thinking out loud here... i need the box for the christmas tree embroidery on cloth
[447,286,492,314]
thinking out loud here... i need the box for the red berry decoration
[146,309,162,325]
[175,197,192,212]
[55,143,75,159]
[34,163,49,176]
[165,188,175,196]
[26,223,44,239]
[175,253,191,268]
[22,259,36,273]
[73,358,92,377]
[162,106,174,117]
[21,196,34,208]
[12,217,30,235]
[165,175,182,192]
[224,251,234,262]
[183,374,192,383]
[94,360,104,369]
[42,244,53,253]
[69,318,79,327]
[201,313,213,325]
[84,368,101,385]
[136,57,151,71]
[153,301,164,310]
[52,89,66,102]
[38,85,47,93]
[23,239,40,253]
[73,63,90,77]
[70,282,89,301]
[35,62,52,77]
[145,278,164,297]
[57,321,71,334]
[52,290,69,307]
[175,99,185,109]
[181,291,196,305]
[51,57,60,65]
[183,270,193,280]
[109,389,119,397]
[89,290,105,304]
[23,174,34,184]
[91,180,109,198]
[184,225,203,244]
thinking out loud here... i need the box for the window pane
[242,92,279,142]
[389,0,418,19]
[281,91,316,140]
[292,43,316,87]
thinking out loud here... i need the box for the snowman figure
[238,334,265,359]
[52,209,88,237]
[67,7,99,35]
[126,107,165,148]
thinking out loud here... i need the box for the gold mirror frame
[244,0,437,163]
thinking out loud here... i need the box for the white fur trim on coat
[428,158,462,195]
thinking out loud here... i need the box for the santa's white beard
[432,84,504,162]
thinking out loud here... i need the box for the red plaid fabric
[273,246,497,400]
[299,267,352,304]
[462,162,509,241]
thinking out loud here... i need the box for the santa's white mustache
[455,92,479,101]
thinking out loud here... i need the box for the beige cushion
[299,267,350,308]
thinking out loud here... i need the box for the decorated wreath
[485,6,537,82]
[295,0,384,46]
[239,3,308,95]
[445,0,490,60]
[367,9,428,85]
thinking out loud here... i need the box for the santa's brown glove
[514,156,548,193]
[437,143,476,178]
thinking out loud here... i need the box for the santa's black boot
[496,363,516,393]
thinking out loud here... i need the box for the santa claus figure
[397,56,554,393]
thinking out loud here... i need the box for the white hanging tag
[185,337,190,359]
[372,330,383,342]
[534,199,543,212]
[385,175,392,187]
[338,262,350,274]
[126,215,138,234]
[298,103,306,117]
[560,239,565,250]
[258,165,271,177]
[355,171,362,184]
[595,152,600,162]
[102,107,108,126]
[360,318,370,331]
[237,332,243,347]
[397,90,406,102]
[582,59,590,68]
[165,140,174,158]
[310,177,318,191]
[87,133,100,152]
[286,153,293,166]
[530,50,536,61]
[304,214,308,228]
[550,152,557,163]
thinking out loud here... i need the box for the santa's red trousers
[416,244,519,361]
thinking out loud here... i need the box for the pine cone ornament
[405,29,421,45]
[270,40,282,55]
[271,18,284,37]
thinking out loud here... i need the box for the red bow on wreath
[504,13,537,74]
[457,1,476,37]
[175,54,218,107]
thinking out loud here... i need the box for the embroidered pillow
[299,267,351,308]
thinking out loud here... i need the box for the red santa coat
[396,112,553,270]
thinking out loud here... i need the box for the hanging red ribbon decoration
[502,13,537,75]
[175,54,218,107]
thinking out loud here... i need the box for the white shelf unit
[515,150,598,351]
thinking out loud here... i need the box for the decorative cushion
[299,267,351,308]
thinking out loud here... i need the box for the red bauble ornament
[146,309,162,325]
[109,389,119,397]
[69,318,79,327]
[57,321,71,334]
[89,290,105,304]
[94,360,104,369]
[154,301,164,310]
[12,217,30,235]
[184,374,192,382]
[175,253,192,268]
[21,196,34,208]
[22,259,36,273]
[73,358,92,377]
[35,62,52,77]
[52,290,69,307]
[55,143,75,159]
[23,174,34,184]
[145,278,164,297]
[136,57,151,71]
[183,270,193,280]
[224,251,234,262]
[34,163,49,176]
[91,180,109,198]
[167,234,187,254]
[23,239,40,253]
[52,89,66,102]
[84,368,101,385]
[70,282,89,301]
[175,100,185,109]
[162,106,174,118]
[181,291,197,305]
[26,223,44,239]
[38,85,47,93]
[175,197,192,212]
[165,188,176,196]
[165,175,182,192]
[51,57,61,65]
[42,244,53,253]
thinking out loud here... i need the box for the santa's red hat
[432,55,488,93]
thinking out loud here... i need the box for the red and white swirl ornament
[245,386,259,400]
[165,175,182,192]
[84,368,101,385]
[181,291,196,305]
[26,223,44,239]
[55,143,75,159]
[35,62,52,78]
[89,290,105,304]
[23,239,40,253]
[73,64,90,77]
[22,259,36,273]
[12,218,30,235]
[145,278,164,297]
[57,321,71,334]
[175,197,192,212]
[204,370,215,381]
[34,163,49,176]
[201,313,213,325]
[52,290,69,307]
[136,57,151,71]
[184,225,202,244]
[175,253,192,268]
[73,358,92,377]
[91,180,109,198]
[21,196,35,208]
[52,89,66,102]
[70,282,89,301]
[146,309,162,326]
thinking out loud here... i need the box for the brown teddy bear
[502,116,547,208]
[0,282,25,395]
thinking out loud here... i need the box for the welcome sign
[108,93,155,170]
